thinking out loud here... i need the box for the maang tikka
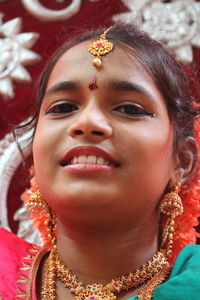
[88,27,114,68]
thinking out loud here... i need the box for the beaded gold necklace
[41,248,170,300]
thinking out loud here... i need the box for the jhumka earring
[25,177,57,249]
[25,188,48,214]
[160,182,184,258]
[88,27,114,68]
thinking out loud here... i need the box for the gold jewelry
[138,266,171,300]
[41,250,57,299]
[28,177,171,299]
[41,247,169,300]
[25,189,48,213]
[160,182,183,257]
[88,27,114,68]
[25,181,57,249]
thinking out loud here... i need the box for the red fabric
[0,227,40,299]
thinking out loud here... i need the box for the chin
[49,186,114,212]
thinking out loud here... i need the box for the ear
[171,136,198,185]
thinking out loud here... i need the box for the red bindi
[88,75,98,90]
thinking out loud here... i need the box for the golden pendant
[74,284,116,300]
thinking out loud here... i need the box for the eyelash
[45,102,78,115]
[113,104,154,117]
[45,102,154,117]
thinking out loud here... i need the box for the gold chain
[41,248,169,300]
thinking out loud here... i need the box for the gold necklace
[41,248,170,300]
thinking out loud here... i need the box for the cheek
[32,120,66,203]
[118,123,174,211]
[33,119,62,155]
[32,120,62,178]
[33,122,49,162]
[120,121,174,174]
[142,131,172,163]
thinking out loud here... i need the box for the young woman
[0,23,200,300]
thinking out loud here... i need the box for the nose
[67,105,113,141]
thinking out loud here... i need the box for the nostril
[73,130,104,136]
[92,131,103,136]
[75,130,83,135]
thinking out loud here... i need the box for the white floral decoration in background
[0,14,41,99]
[21,0,82,22]
[113,0,200,63]
[20,0,101,22]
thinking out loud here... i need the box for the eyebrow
[108,80,155,101]
[45,80,80,94]
[45,79,155,102]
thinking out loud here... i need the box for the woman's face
[33,41,175,227]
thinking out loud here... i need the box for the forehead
[46,40,159,91]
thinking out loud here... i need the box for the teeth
[97,157,104,164]
[69,155,113,165]
[87,155,97,163]
[72,156,78,164]
[78,155,86,163]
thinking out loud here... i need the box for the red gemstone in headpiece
[97,42,103,47]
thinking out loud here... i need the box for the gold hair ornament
[88,27,114,68]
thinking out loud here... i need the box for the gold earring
[160,182,183,257]
[26,189,48,213]
[25,179,57,249]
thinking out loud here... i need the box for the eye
[113,103,154,117]
[45,102,78,115]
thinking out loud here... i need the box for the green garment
[128,244,200,300]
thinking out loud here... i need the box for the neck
[55,213,159,285]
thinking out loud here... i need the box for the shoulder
[0,227,31,257]
[0,227,39,298]
[171,244,200,275]
[153,244,200,300]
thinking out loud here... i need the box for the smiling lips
[64,155,115,166]
[60,146,120,170]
